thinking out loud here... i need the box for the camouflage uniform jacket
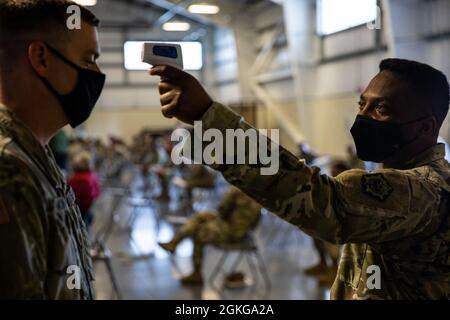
[0,105,95,299]
[198,102,450,300]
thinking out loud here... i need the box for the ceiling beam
[107,0,215,26]
[151,0,195,28]
[143,0,215,26]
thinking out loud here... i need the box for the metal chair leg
[245,253,259,299]
[104,255,123,300]
[208,251,229,294]
[208,235,271,300]
[91,241,123,300]
[255,250,271,299]
[228,251,245,274]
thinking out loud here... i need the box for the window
[124,41,203,70]
[317,0,378,36]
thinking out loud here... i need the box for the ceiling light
[73,0,97,6]
[188,3,220,15]
[162,21,191,32]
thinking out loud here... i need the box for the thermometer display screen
[153,46,178,59]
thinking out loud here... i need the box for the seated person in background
[103,137,131,186]
[67,137,87,171]
[68,152,101,231]
[153,134,175,201]
[174,164,216,204]
[159,186,262,285]
[305,161,350,287]
[139,133,173,200]
[91,138,108,177]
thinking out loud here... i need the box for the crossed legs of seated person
[159,212,230,284]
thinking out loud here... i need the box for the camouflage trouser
[177,212,231,270]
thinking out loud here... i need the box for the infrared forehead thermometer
[141,42,184,70]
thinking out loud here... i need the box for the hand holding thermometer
[141,42,184,70]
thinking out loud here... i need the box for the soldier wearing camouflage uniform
[159,187,262,284]
[151,59,450,299]
[0,1,104,299]
[0,106,95,299]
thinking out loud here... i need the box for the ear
[419,116,437,137]
[27,41,50,77]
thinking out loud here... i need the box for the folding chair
[208,234,271,299]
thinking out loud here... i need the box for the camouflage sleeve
[0,156,48,299]
[198,103,442,244]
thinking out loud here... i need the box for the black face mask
[350,115,426,163]
[37,44,105,128]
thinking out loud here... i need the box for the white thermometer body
[141,42,184,70]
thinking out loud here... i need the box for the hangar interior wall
[84,0,450,157]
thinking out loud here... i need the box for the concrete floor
[90,175,330,300]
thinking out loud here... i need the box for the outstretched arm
[150,66,442,245]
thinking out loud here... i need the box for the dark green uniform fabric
[0,105,95,299]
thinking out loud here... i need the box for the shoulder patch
[361,173,393,201]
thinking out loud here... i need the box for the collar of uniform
[398,143,446,169]
[0,104,63,188]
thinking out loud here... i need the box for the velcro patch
[361,173,393,202]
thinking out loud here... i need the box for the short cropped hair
[0,0,99,63]
[380,58,450,127]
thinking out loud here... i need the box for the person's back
[218,188,262,242]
